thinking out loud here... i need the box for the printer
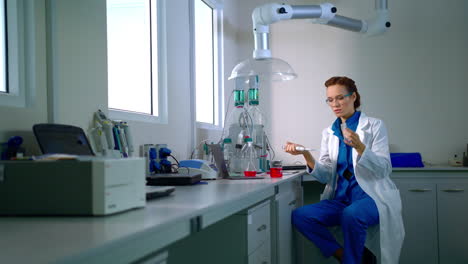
[0,157,146,216]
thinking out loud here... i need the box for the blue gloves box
[390,153,424,167]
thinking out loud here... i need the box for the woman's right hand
[284,141,316,169]
[284,141,305,155]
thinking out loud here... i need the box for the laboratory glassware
[246,75,268,171]
[270,160,283,178]
[223,138,234,172]
[241,137,258,177]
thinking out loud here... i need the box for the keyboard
[146,172,202,185]
[145,186,175,200]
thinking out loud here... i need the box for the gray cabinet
[437,183,468,264]
[275,191,296,264]
[393,180,438,264]
[393,171,468,264]
[273,178,303,264]
[237,199,272,264]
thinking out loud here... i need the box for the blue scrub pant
[292,197,379,264]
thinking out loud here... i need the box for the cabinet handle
[409,189,432,192]
[257,224,267,232]
[288,199,297,206]
[441,189,465,192]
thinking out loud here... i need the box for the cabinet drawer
[246,200,271,254]
[248,241,271,264]
[137,251,168,264]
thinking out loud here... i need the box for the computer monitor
[209,143,230,179]
[33,124,95,155]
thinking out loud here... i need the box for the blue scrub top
[331,111,369,203]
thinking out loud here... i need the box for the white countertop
[392,166,468,171]
[0,172,305,264]
[301,166,468,182]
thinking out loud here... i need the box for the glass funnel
[228,57,297,81]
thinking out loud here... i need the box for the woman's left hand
[342,128,366,155]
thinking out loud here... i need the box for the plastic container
[234,77,247,107]
[241,137,258,177]
[270,160,283,178]
[246,77,264,133]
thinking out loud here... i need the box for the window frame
[0,0,29,108]
[108,0,168,124]
[0,0,8,94]
[191,0,224,130]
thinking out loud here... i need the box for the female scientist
[285,76,404,264]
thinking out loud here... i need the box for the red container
[244,171,257,177]
[270,167,283,178]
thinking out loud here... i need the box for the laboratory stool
[362,247,377,264]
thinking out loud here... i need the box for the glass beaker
[270,160,283,178]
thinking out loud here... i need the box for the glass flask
[246,75,267,171]
[241,137,258,177]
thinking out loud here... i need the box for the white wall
[47,0,108,129]
[260,0,468,165]
[0,0,108,155]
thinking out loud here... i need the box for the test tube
[282,145,317,152]
[341,122,347,135]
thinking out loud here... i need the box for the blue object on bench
[390,153,424,167]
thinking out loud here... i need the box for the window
[193,0,223,126]
[107,0,167,122]
[0,0,29,108]
[0,1,6,93]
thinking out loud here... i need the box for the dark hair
[324,76,361,109]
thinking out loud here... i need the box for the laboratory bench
[4,167,467,264]
[0,171,305,264]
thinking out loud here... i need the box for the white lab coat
[308,112,405,264]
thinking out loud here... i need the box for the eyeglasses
[325,92,353,105]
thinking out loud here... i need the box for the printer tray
[147,173,202,186]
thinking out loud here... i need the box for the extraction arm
[252,1,391,59]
